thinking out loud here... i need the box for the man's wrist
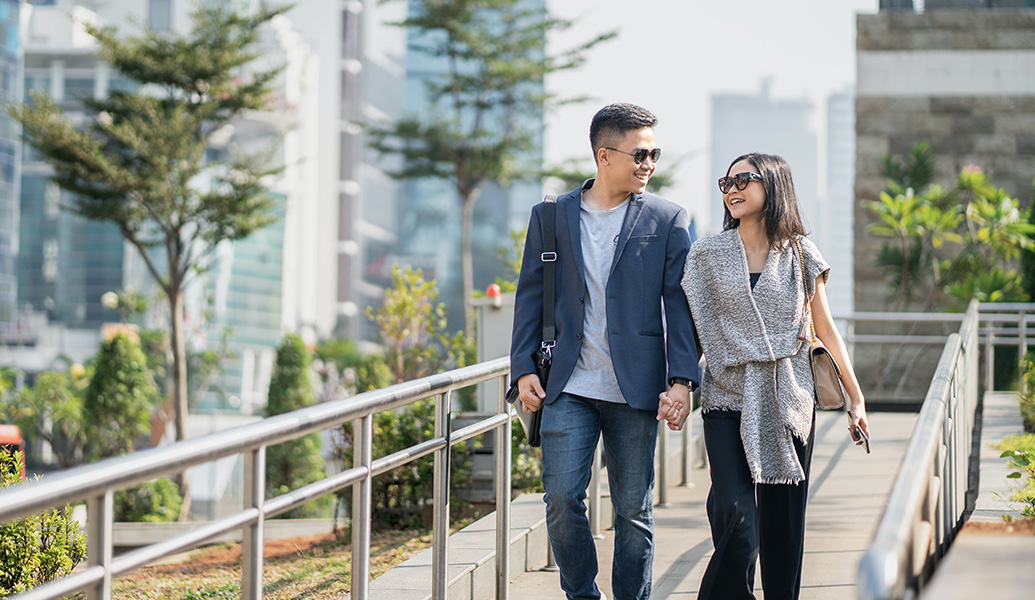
[668,376,693,391]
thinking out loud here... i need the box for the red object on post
[486,283,502,307]
[0,424,25,480]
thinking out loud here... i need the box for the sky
[543,0,878,227]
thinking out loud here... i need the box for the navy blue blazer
[510,183,700,411]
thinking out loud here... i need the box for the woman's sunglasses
[606,146,662,165]
[718,171,763,194]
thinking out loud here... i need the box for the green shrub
[999,433,1035,517]
[0,451,86,595]
[511,424,543,494]
[265,334,329,519]
[1017,353,1035,432]
[114,478,183,523]
[336,398,473,528]
[85,333,159,460]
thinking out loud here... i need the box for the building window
[44,182,60,217]
[42,238,58,281]
[149,0,172,32]
[63,77,94,100]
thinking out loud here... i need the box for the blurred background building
[0,0,20,332]
[707,81,855,316]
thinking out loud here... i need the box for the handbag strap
[541,195,558,347]
[793,237,816,343]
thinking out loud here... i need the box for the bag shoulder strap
[793,237,816,343]
[542,195,558,345]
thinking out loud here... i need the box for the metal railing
[857,300,981,600]
[0,358,518,600]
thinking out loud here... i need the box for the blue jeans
[541,392,659,600]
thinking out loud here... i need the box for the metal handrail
[0,357,515,600]
[857,299,981,600]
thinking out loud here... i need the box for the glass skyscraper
[0,0,21,329]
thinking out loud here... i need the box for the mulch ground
[960,518,1035,535]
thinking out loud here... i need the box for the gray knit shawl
[682,229,829,484]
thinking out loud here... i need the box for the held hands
[657,384,691,431]
[517,373,545,413]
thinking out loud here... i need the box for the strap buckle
[541,252,557,262]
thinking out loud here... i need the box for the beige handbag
[794,238,847,411]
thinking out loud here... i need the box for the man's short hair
[589,103,658,159]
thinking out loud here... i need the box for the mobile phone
[847,410,870,454]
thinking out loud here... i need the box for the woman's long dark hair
[721,153,808,249]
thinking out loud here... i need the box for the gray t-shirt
[562,197,630,404]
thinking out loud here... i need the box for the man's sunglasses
[718,172,763,194]
[606,147,662,165]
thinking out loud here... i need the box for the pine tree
[368,0,614,335]
[7,3,288,509]
[265,334,328,518]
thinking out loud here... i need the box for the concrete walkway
[510,409,920,599]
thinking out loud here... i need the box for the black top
[749,272,761,289]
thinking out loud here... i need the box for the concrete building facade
[855,5,1035,312]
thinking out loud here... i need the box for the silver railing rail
[0,357,517,600]
[857,299,981,600]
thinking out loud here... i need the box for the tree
[865,144,1035,394]
[265,334,328,518]
[866,155,1035,311]
[368,265,472,383]
[7,4,288,508]
[332,266,473,527]
[368,0,614,336]
[0,370,90,469]
[84,333,159,460]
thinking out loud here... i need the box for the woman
[674,153,869,600]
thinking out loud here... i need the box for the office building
[825,88,855,315]
[708,81,820,238]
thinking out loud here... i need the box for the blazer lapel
[610,194,645,276]
[563,188,587,285]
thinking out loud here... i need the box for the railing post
[85,490,113,600]
[588,439,604,538]
[657,422,670,508]
[1019,312,1028,396]
[352,414,373,600]
[1019,311,1027,361]
[680,415,693,487]
[496,377,512,600]
[846,319,856,365]
[432,391,452,600]
[985,329,995,393]
[242,447,266,599]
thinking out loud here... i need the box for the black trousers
[698,410,816,600]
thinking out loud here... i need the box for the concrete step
[345,492,549,600]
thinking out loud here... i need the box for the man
[510,103,700,600]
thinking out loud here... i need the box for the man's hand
[517,373,546,413]
[657,383,691,431]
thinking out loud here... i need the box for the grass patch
[111,504,494,599]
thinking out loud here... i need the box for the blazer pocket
[629,234,659,243]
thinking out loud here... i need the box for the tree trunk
[461,190,479,338]
[168,283,192,520]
